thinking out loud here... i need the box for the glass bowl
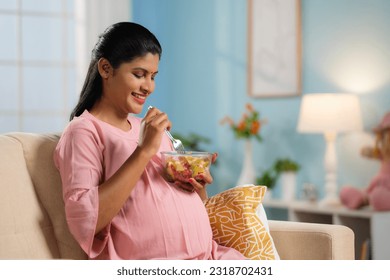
[160,151,212,183]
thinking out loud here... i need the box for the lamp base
[321,132,340,207]
[319,195,341,207]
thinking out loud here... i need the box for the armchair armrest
[269,220,355,260]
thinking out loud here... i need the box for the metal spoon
[147,106,185,152]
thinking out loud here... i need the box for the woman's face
[104,52,159,116]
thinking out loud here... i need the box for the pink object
[373,112,390,132]
[366,161,390,211]
[340,157,390,212]
[369,187,390,211]
[340,111,390,212]
[339,186,367,209]
[54,110,246,260]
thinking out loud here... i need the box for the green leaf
[256,168,278,189]
[273,158,300,173]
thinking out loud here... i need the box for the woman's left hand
[174,153,218,201]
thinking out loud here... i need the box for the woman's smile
[131,92,148,105]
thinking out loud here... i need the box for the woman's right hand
[138,106,171,158]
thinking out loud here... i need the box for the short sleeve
[54,124,108,258]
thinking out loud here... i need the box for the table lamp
[297,93,363,205]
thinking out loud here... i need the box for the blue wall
[133,0,390,198]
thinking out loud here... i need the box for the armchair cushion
[15,133,86,259]
[269,220,355,260]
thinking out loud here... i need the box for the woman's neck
[89,103,131,132]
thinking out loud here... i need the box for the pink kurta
[54,110,245,260]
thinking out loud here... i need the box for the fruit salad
[161,152,212,183]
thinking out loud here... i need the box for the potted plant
[256,168,278,200]
[273,158,300,173]
[273,158,300,201]
[256,158,301,201]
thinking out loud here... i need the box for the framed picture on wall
[248,0,302,98]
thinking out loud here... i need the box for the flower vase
[237,140,256,186]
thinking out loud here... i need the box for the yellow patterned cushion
[204,185,278,260]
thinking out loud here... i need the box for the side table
[263,199,390,260]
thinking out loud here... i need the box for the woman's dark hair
[69,22,162,120]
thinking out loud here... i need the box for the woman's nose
[141,85,149,94]
[141,78,153,94]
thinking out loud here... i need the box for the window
[0,0,79,133]
[0,0,131,133]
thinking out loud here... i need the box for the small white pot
[280,171,297,201]
[263,188,273,201]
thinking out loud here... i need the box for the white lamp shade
[297,93,363,134]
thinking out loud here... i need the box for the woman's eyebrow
[132,67,158,75]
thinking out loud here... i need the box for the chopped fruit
[161,152,211,183]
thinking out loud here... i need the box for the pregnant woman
[54,21,246,260]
